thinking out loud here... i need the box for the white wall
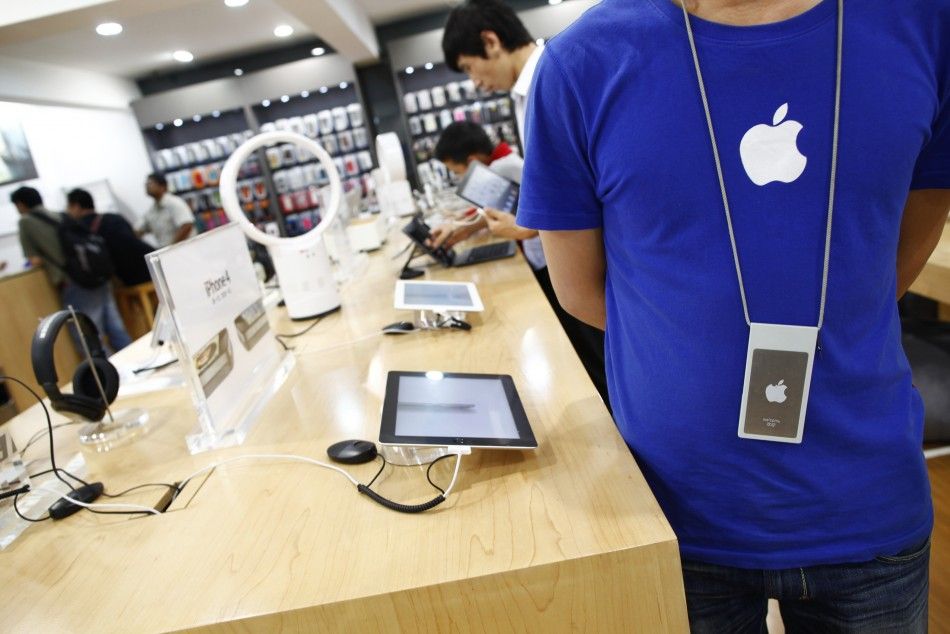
[0,100,153,271]
[0,55,140,110]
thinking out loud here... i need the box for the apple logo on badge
[739,103,807,186]
[765,379,788,404]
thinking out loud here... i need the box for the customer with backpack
[12,186,131,352]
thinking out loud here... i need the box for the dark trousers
[683,537,930,633]
[531,266,610,413]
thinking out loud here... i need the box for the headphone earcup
[52,394,107,422]
[72,358,120,404]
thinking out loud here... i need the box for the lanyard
[680,0,843,330]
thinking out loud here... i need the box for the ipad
[456,162,519,213]
[394,280,484,312]
[379,371,538,449]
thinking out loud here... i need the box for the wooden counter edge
[174,539,688,634]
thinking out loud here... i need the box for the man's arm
[172,222,194,244]
[897,189,950,297]
[538,228,606,330]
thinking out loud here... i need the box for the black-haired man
[66,188,154,287]
[137,173,194,248]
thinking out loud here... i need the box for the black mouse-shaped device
[327,439,378,464]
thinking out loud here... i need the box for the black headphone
[31,311,119,421]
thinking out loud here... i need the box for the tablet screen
[457,162,519,213]
[379,371,537,449]
[394,375,519,439]
[403,282,473,308]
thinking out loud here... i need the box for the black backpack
[32,212,114,288]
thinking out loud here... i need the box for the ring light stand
[220,131,343,320]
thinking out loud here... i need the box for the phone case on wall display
[453,107,467,122]
[275,118,290,132]
[498,97,512,118]
[280,144,297,166]
[403,92,418,114]
[334,157,346,178]
[217,135,236,155]
[265,147,282,170]
[343,154,359,176]
[332,107,349,132]
[469,102,483,124]
[304,114,319,138]
[446,82,462,102]
[461,79,477,100]
[158,149,178,169]
[203,140,222,160]
[292,190,310,211]
[417,89,432,111]
[253,178,268,200]
[346,103,364,128]
[423,113,439,133]
[273,171,290,194]
[206,163,222,186]
[237,180,254,204]
[338,130,354,152]
[408,116,423,136]
[322,135,338,155]
[191,168,207,190]
[174,146,191,167]
[317,110,334,135]
[260,122,277,134]
[289,117,305,136]
[288,167,305,190]
[431,86,447,108]
[353,127,369,148]
[295,144,312,163]
[357,151,373,171]
[190,142,208,163]
[307,186,322,207]
[439,109,453,130]
[279,193,295,214]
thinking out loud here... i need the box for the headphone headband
[31,310,105,395]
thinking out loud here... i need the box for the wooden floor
[930,455,950,633]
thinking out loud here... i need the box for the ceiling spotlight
[224,0,249,6]
[311,47,325,57]
[172,50,194,63]
[280,95,290,103]
[96,22,123,37]
[300,90,309,98]
[155,123,164,131]
[339,82,348,89]
[548,0,562,4]
[405,66,414,75]
[319,86,328,94]
[261,99,271,107]
[233,68,244,76]
[193,114,202,122]
[424,62,434,70]
[173,118,183,127]
[273,24,294,37]
[212,110,221,118]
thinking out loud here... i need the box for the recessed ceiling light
[548,0,562,4]
[339,82,348,89]
[96,22,123,36]
[300,90,309,98]
[319,86,328,94]
[405,66,414,75]
[173,118,183,127]
[261,99,271,107]
[273,24,293,38]
[280,95,290,103]
[172,50,194,63]
[311,47,325,57]
[224,0,249,7]
[424,62,434,70]
[193,114,202,122]
[233,68,244,76]
[155,123,164,130]
[212,110,221,118]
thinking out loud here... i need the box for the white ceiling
[0,0,454,79]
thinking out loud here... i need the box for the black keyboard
[455,241,517,266]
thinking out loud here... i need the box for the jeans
[62,283,132,353]
[683,537,930,633]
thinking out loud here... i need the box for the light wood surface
[0,267,80,413]
[929,456,950,633]
[0,228,688,633]
[910,221,950,306]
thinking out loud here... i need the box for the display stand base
[380,445,452,466]
[78,408,150,453]
[185,352,296,455]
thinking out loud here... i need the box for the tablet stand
[399,244,425,280]
[380,445,452,466]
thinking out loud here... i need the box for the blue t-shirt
[518,0,950,569]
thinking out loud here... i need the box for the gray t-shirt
[18,207,66,287]
[138,192,195,248]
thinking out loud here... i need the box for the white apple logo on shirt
[739,103,807,186]
[765,379,789,404]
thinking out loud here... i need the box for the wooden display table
[0,232,688,632]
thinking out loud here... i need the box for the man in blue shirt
[518,0,950,630]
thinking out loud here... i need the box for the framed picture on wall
[0,106,38,186]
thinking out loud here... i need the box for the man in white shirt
[137,173,194,248]
[440,0,609,408]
